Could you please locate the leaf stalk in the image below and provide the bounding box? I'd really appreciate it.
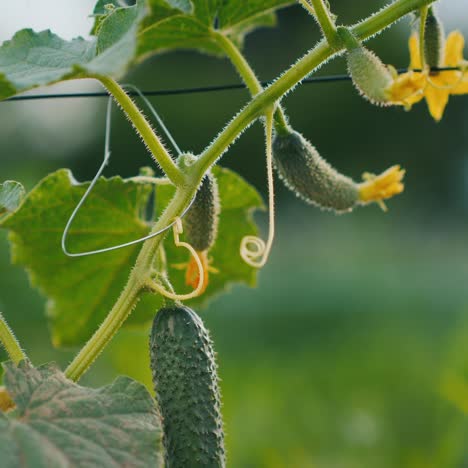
[0,312,26,365]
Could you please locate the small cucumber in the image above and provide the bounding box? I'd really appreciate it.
[338,27,393,105]
[273,129,359,212]
[183,172,220,252]
[424,8,445,69]
[150,306,225,467]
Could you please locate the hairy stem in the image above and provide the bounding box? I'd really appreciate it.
[65,187,193,382]
[0,312,26,365]
[66,0,434,381]
[309,0,340,49]
[298,0,315,16]
[212,32,289,132]
[194,0,435,178]
[98,76,185,186]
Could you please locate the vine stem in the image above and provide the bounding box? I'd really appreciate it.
[309,0,340,49]
[0,312,26,365]
[193,0,436,179]
[298,0,315,17]
[98,76,185,187]
[65,186,193,382]
[65,0,435,382]
[211,32,289,132]
[211,33,279,266]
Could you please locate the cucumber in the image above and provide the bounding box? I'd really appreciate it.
[424,8,445,69]
[183,172,220,252]
[273,129,359,212]
[150,306,225,467]
[338,27,393,105]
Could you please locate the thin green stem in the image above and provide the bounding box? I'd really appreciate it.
[98,76,185,187]
[194,0,435,178]
[212,32,289,132]
[309,0,340,49]
[66,0,434,382]
[65,187,193,382]
[0,313,26,365]
[298,0,315,16]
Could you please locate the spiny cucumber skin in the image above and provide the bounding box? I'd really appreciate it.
[347,46,393,105]
[424,11,445,69]
[150,306,225,468]
[273,130,359,213]
[184,173,220,252]
[337,26,392,105]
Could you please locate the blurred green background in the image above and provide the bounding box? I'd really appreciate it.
[1,1,468,466]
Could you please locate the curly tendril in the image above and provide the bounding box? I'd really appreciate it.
[240,109,276,268]
[148,218,205,300]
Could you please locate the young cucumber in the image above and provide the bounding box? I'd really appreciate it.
[273,129,359,212]
[183,172,220,252]
[150,306,225,468]
[423,8,445,68]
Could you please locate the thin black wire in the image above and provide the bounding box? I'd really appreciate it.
[3,67,461,102]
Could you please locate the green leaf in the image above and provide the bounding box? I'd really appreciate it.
[0,169,159,347]
[137,0,294,57]
[0,1,146,100]
[155,165,264,308]
[0,360,163,467]
[0,0,293,100]
[0,181,25,218]
[0,166,262,345]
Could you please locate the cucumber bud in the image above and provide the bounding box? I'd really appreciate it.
[184,172,220,252]
[272,129,359,213]
[150,306,225,467]
[338,27,393,105]
[424,8,445,69]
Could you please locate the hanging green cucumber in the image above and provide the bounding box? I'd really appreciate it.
[182,171,220,292]
[184,172,219,252]
[423,7,445,69]
[273,128,405,212]
[337,26,395,105]
[150,305,225,468]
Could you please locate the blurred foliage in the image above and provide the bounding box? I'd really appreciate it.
[1,1,468,466]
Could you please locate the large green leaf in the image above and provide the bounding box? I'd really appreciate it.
[0,181,25,219]
[155,165,264,308]
[0,360,163,467]
[0,169,158,347]
[0,166,262,346]
[0,0,294,100]
[137,0,294,57]
[0,1,146,100]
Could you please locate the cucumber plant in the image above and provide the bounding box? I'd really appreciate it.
[0,0,465,466]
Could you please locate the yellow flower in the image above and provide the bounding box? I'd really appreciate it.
[384,66,426,108]
[358,165,405,211]
[176,251,218,295]
[408,31,468,121]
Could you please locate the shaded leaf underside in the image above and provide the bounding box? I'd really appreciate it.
[0,361,163,468]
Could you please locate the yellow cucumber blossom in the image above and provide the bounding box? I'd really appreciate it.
[383,66,426,108]
[185,251,210,294]
[406,31,468,121]
[358,165,405,211]
[339,26,426,108]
